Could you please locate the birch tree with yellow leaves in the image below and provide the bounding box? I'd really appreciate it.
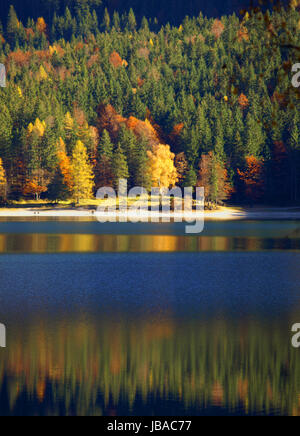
[147,144,178,188]
[71,140,95,204]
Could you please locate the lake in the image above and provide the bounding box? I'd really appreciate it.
[0,219,299,416]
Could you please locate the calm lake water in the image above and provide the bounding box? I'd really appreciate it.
[0,219,299,416]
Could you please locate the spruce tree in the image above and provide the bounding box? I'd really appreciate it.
[6,5,19,47]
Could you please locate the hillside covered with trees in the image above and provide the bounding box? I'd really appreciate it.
[0,1,299,205]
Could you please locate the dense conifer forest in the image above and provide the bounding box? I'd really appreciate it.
[0,1,299,205]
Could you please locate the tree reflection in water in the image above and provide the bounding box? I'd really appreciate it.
[0,316,299,416]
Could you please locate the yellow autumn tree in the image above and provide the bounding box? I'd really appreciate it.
[0,158,7,201]
[64,112,74,139]
[57,138,74,192]
[28,118,46,137]
[36,17,47,34]
[37,65,48,81]
[71,141,94,203]
[147,144,178,188]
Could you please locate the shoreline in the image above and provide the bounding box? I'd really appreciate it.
[0,206,300,220]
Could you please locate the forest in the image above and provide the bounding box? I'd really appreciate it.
[0,1,299,205]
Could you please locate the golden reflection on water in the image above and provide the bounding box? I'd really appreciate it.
[0,316,299,416]
[0,233,299,253]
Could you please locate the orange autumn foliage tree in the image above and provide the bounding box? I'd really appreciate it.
[211,19,225,39]
[238,93,249,110]
[198,152,233,204]
[97,104,161,146]
[97,104,127,140]
[170,123,184,138]
[237,25,249,42]
[25,28,35,39]
[7,49,31,67]
[126,117,160,146]
[147,144,178,188]
[23,178,47,200]
[237,156,265,202]
[109,51,127,68]
[36,17,47,34]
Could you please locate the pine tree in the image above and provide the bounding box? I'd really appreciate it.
[113,11,121,31]
[127,9,137,32]
[102,8,110,31]
[98,129,114,160]
[95,130,114,189]
[6,5,19,47]
[184,167,197,188]
[245,113,265,157]
[130,135,151,190]
[71,140,94,203]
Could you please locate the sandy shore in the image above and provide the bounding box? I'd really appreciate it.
[0,206,300,220]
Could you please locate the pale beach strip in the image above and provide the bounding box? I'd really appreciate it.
[0,207,300,220]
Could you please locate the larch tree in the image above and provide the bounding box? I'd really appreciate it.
[71,140,95,204]
[48,138,74,201]
[36,17,47,34]
[24,118,51,200]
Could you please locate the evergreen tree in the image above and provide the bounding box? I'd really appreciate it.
[184,167,197,188]
[127,8,137,32]
[6,5,19,47]
[112,144,129,190]
[95,129,114,189]
[245,113,265,157]
[102,8,110,31]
